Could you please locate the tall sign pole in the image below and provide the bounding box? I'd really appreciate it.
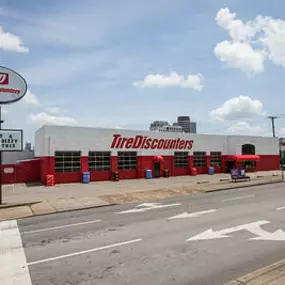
[0,107,3,204]
[0,66,27,204]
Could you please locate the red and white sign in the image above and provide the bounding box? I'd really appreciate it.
[110,134,194,150]
[0,66,27,104]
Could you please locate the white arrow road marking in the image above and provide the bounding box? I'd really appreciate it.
[276,206,285,211]
[116,202,181,214]
[0,220,32,285]
[187,220,285,241]
[168,209,217,220]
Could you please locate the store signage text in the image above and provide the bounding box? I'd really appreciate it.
[110,134,194,150]
[0,66,28,104]
[0,129,22,151]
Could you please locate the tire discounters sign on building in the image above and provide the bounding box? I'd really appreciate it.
[0,66,28,104]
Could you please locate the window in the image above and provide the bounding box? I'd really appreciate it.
[193,151,206,167]
[210,152,222,167]
[55,151,81,173]
[118,151,137,170]
[242,144,255,155]
[88,151,111,171]
[244,160,256,169]
[174,152,188,168]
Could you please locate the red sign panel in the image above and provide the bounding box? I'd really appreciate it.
[110,134,194,150]
[0,73,9,85]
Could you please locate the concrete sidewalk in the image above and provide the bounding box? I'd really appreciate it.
[0,170,283,221]
[226,259,285,284]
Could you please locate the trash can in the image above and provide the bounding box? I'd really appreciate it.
[208,167,214,175]
[82,172,90,184]
[113,171,119,181]
[46,174,54,186]
[163,169,170,178]
[145,169,152,179]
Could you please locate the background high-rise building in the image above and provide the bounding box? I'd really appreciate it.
[149,116,197,133]
[177,116,191,133]
[25,142,32,151]
[190,122,197,134]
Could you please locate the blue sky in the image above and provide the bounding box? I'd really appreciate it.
[1,0,285,143]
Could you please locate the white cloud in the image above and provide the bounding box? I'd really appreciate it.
[216,8,258,41]
[227,121,265,135]
[279,128,285,137]
[257,16,285,66]
[0,26,29,52]
[215,8,285,72]
[210,96,266,121]
[44,106,62,114]
[133,72,203,91]
[29,112,77,125]
[214,41,266,73]
[23,90,40,105]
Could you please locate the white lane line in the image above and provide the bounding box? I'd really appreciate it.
[0,220,32,285]
[222,194,255,202]
[22,219,102,234]
[27,238,142,266]
[276,206,285,211]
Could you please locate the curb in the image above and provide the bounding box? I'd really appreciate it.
[0,203,118,222]
[205,179,284,193]
[225,259,285,284]
[0,201,41,209]
[24,203,119,220]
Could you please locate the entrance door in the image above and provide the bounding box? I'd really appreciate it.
[227,161,235,173]
[154,162,161,178]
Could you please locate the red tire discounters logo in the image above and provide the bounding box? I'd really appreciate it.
[110,134,194,150]
[0,73,9,85]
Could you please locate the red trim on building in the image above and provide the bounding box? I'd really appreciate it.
[0,154,280,185]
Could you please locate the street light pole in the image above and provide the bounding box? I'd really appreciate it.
[268,116,278,137]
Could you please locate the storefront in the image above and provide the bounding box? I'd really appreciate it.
[33,125,280,185]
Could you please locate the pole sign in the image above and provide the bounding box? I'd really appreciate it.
[0,66,27,204]
[0,66,28,104]
[0,129,23,151]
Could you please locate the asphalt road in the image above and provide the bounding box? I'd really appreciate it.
[3,182,285,285]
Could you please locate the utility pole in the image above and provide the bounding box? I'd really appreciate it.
[0,107,3,204]
[268,116,278,137]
